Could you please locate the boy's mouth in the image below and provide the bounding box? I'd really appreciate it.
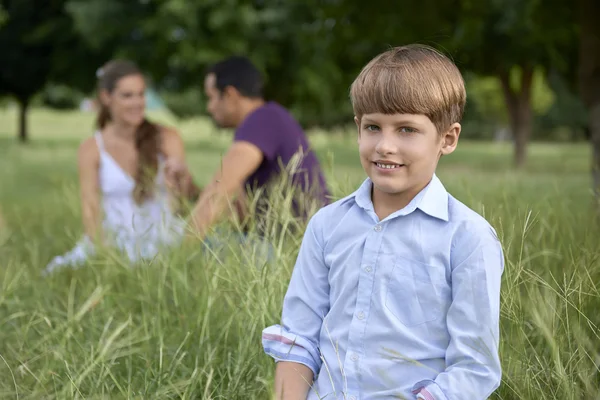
[373,161,404,169]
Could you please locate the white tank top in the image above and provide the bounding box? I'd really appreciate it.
[94,131,184,259]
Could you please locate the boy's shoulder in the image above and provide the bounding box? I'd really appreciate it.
[312,186,362,218]
[306,186,363,235]
[446,192,501,244]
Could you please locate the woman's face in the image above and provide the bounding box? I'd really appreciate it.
[101,74,147,127]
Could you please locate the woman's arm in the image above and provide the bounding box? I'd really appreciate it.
[160,127,202,202]
[78,137,102,242]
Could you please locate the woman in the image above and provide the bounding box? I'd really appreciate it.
[44,60,198,274]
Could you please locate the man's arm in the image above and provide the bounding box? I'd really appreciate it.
[188,141,263,239]
[262,213,330,400]
[412,223,504,400]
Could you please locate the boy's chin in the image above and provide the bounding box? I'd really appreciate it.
[370,181,410,196]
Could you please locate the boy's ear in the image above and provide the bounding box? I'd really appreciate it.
[440,122,461,156]
[354,116,361,140]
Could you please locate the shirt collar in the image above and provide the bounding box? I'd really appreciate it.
[351,174,449,222]
[417,174,449,221]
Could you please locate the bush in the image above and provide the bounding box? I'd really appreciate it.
[41,84,85,110]
[161,88,206,119]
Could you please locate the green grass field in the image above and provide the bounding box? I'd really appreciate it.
[0,107,599,399]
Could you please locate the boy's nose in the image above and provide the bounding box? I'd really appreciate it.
[375,137,397,155]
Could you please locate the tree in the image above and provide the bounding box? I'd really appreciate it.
[65,0,162,78]
[453,0,577,167]
[0,0,71,141]
[0,0,114,142]
[273,0,462,127]
[65,0,351,126]
[578,0,600,211]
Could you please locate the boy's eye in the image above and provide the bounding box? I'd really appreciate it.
[400,127,417,133]
[364,124,379,132]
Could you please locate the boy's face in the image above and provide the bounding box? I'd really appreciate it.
[356,113,460,204]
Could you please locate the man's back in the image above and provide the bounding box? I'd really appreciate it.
[234,101,330,215]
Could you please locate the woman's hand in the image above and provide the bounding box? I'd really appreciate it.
[164,158,189,193]
[164,158,202,208]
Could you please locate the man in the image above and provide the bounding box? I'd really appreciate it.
[168,56,330,240]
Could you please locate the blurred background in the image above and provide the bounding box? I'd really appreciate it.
[1,1,600,399]
[0,0,597,153]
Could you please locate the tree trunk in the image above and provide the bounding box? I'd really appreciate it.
[498,66,534,168]
[17,98,29,143]
[591,105,600,211]
[578,0,600,212]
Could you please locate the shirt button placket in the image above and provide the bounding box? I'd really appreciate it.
[345,221,384,397]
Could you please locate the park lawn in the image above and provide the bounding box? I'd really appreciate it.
[0,107,598,399]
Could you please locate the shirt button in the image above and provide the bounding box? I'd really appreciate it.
[351,353,359,361]
[365,265,372,273]
[357,311,365,320]
[374,224,382,232]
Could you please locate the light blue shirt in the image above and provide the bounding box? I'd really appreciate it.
[262,175,504,400]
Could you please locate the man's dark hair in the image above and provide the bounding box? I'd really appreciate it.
[206,56,264,98]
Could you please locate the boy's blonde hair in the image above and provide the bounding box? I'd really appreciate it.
[350,44,466,134]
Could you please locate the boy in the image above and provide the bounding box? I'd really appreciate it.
[261,44,504,400]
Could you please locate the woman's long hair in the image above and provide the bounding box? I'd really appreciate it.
[96,60,160,205]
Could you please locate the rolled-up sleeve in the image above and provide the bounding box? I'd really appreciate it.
[262,211,330,377]
[412,222,504,399]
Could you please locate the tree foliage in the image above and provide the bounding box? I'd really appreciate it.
[0,0,107,141]
[0,0,587,160]
[450,0,578,166]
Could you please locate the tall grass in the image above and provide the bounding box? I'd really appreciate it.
[0,108,599,399]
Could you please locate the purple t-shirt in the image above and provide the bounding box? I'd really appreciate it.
[234,101,330,216]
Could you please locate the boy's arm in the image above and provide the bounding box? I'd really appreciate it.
[262,212,330,399]
[412,223,504,400]
[273,362,314,400]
